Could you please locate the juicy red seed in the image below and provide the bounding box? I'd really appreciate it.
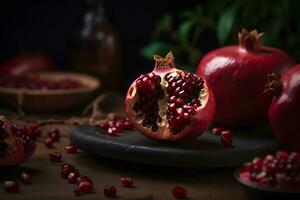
[44,137,54,148]
[104,185,117,197]
[78,181,93,193]
[212,127,226,135]
[121,177,134,187]
[61,167,74,179]
[77,176,93,185]
[276,151,289,160]
[221,130,233,147]
[68,171,80,184]
[49,152,62,162]
[65,144,78,154]
[4,181,19,193]
[48,128,60,142]
[172,186,187,199]
[62,163,75,170]
[20,172,31,184]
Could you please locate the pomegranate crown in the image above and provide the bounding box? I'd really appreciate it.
[153,51,175,68]
[264,72,283,96]
[238,29,264,51]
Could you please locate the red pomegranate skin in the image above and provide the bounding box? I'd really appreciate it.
[126,52,216,141]
[0,53,54,77]
[268,65,300,151]
[196,29,294,126]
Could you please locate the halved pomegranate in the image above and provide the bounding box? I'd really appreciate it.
[0,117,36,166]
[126,52,215,141]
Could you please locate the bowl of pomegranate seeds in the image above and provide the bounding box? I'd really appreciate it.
[235,151,300,195]
[0,71,100,112]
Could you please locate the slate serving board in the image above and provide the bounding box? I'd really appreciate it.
[70,125,278,169]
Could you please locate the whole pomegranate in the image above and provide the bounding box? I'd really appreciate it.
[196,29,294,126]
[0,53,54,77]
[266,65,300,151]
[0,117,36,166]
[126,52,215,141]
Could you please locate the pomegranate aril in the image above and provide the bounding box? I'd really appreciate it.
[21,172,31,184]
[65,144,78,154]
[68,171,80,184]
[44,137,54,148]
[212,127,226,135]
[221,130,233,147]
[78,181,93,193]
[104,185,117,197]
[48,128,60,142]
[77,176,93,185]
[121,177,134,187]
[4,181,19,193]
[49,151,62,162]
[172,186,187,199]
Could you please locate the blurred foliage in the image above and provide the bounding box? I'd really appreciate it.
[141,0,300,71]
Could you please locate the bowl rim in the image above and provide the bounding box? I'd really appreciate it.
[234,167,300,194]
[0,71,101,96]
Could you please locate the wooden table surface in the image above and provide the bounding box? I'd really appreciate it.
[0,111,280,200]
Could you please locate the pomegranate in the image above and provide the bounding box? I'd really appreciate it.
[0,118,36,166]
[266,65,300,151]
[126,52,215,141]
[196,29,294,126]
[0,53,54,77]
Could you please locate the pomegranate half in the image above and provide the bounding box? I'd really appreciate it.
[126,52,215,141]
[196,29,294,126]
[266,65,300,151]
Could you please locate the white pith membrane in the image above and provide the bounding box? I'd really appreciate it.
[130,70,206,138]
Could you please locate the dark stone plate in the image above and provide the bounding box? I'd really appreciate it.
[70,125,278,169]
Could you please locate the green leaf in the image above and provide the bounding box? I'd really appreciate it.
[192,26,204,45]
[178,20,197,44]
[140,42,172,59]
[217,4,239,45]
[153,14,172,38]
[180,10,195,19]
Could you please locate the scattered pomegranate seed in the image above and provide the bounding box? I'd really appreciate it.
[61,166,75,179]
[104,185,117,197]
[78,181,93,193]
[65,144,78,154]
[48,129,60,142]
[239,151,300,187]
[44,137,54,148]
[172,186,187,199]
[220,130,233,147]
[62,163,75,170]
[77,176,93,185]
[212,127,226,135]
[49,152,62,162]
[121,177,134,187]
[68,171,80,184]
[99,116,133,137]
[20,172,31,184]
[4,181,20,193]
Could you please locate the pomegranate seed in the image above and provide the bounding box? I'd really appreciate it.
[20,172,31,184]
[44,137,54,148]
[172,186,187,199]
[68,171,80,184]
[4,181,19,193]
[78,181,93,193]
[77,176,93,185]
[212,127,226,135]
[62,163,75,170]
[49,151,62,162]
[221,130,233,147]
[48,129,60,142]
[104,185,117,197]
[61,165,76,178]
[65,144,78,154]
[121,177,134,187]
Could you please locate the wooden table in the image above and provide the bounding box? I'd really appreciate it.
[0,112,263,200]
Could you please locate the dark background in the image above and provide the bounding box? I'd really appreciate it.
[0,0,200,92]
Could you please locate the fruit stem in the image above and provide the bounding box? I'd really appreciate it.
[238,29,264,51]
[153,52,175,69]
[264,72,283,97]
